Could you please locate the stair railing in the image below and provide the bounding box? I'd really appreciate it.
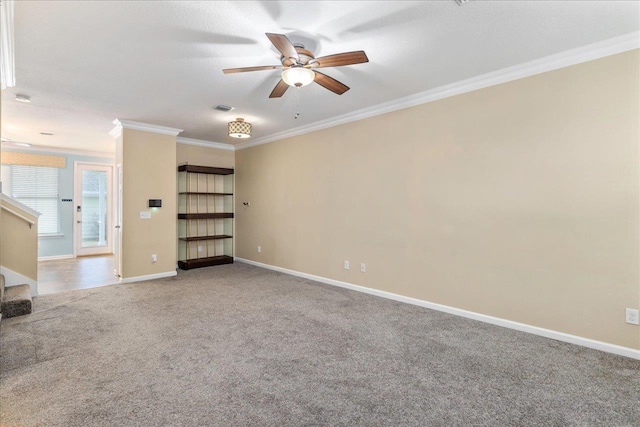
[1,204,36,228]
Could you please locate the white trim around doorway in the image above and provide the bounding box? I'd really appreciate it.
[73,161,115,257]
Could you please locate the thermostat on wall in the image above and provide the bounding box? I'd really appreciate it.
[148,199,162,208]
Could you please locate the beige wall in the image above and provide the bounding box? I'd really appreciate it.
[177,143,234,169]
[0,199,38,281]
[236,50,640,350]
[0,87,3,270]
[121,128,177,279]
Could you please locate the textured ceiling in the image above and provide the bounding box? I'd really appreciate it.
[1,1,638,153]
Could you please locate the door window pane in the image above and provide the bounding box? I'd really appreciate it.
[81,170,108,248]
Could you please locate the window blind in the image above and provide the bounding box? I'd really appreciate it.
[10,165,60,234]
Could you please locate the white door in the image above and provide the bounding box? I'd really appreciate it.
[74,162,113,256]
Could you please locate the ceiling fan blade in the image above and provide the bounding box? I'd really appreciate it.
[309,51,368,68]
[313,71,350,95]
[269,79,289,98]
[223,65,282,74]
[266,33,299,63]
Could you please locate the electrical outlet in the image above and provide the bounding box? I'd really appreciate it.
[626,308,639,325]
[151,254,157,263]
[139,211,151,219]
[344,260,350,270]
[361,263,366,273]
[257,246,261,253]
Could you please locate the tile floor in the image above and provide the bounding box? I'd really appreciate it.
[37,255,119,295]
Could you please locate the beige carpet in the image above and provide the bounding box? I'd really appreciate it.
[1,262,639,426]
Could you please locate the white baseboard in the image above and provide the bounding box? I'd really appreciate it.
[235,257,640,360]
[0,266,38,297]
[121,270,177,284]
[38,254,74,261]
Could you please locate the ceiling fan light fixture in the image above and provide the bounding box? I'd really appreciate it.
[228,118,252,139]
[281,67,315,88]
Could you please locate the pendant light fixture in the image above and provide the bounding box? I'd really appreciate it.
[228,118,252,139]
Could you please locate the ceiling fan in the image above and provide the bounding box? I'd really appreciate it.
[223,33,368,98]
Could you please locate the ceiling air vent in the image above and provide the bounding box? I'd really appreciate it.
[213,105,234,112]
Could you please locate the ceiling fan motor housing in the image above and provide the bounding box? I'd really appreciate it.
[282,44,315,66]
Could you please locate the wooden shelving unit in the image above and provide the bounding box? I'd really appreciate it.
[179,192,234,196]
[177,164,234,270]
[178,213,234,220]
[179,235,232,242]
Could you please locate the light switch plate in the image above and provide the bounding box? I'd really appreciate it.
[140,211,151,219]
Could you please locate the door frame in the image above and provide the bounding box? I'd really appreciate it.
[114,163,122,278]
[73,161,114,257]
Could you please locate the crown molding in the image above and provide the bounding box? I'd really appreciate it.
[2,144,115,158]
[236,31,640,150]
[176,136,235,151]
[111,119,183,137]
[108,123,122,138]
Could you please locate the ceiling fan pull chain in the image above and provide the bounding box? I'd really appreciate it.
[294,86,301,119]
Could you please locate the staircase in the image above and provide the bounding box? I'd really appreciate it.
[0,194,39,319]
[0,274,32,319]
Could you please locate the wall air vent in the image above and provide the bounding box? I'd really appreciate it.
[213,105,234,112]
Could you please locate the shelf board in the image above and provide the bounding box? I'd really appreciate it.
[178,213,234,219]
[179,192,233,196]
[178,255,234,270]
[178,165,234,175]
[179,235,232,241]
